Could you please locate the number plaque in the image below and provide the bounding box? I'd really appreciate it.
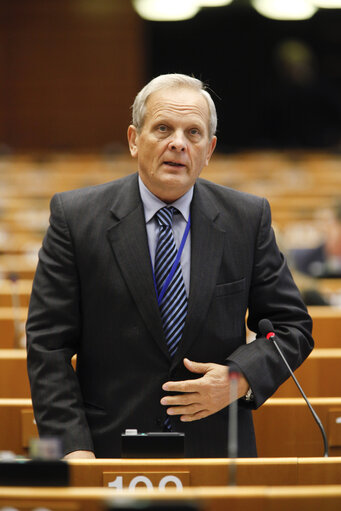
[103,471,190,490]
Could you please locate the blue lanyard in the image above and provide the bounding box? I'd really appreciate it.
[152,213,191,307]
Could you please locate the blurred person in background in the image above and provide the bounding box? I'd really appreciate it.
[290,200,341,279]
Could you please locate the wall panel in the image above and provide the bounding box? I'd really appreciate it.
[0,0,145,150]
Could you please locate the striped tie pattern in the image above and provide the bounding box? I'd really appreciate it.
[154,207,188,358]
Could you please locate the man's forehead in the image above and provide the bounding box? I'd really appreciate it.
[145,87,210,121]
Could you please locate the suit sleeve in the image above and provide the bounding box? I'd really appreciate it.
[226,198,314,409]
[26,193,94,456]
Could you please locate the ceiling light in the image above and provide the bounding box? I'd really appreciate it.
[311,0,341,7]
[252,0,317,20]
[132,0,199,21]
[198,0,233,6]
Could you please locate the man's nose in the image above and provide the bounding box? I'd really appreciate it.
[169,131,186,152]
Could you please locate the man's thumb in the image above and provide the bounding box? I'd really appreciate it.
[183,358,210,374]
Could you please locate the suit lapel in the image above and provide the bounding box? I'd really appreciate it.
[106,175,170,360]
[172,181,226,368]
[106,175,227,366]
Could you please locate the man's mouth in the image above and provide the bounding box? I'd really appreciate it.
[164,161,185,167]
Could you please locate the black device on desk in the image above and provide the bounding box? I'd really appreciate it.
[0,459,69,486]
[121,430,185,458]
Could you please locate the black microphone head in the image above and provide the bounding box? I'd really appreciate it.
[258,319,274,337]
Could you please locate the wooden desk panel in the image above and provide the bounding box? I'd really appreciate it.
[68,457,341,487]
[273,349,341,397]
[69,458,297,487]
[0,398,33,455]
[0,350,30,398]
[1,485,341,511]
[0,279,32,307]
[0,255,37,280]
[0,308,28,349]
[253,397,341,457]
[309,306,341,348]
[298,457,341,485]
[2,398,341,458]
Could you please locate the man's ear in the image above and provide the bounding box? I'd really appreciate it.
[205,136,217,166]
[127,125,139,158]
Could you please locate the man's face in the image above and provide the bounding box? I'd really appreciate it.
[128,87,217,203]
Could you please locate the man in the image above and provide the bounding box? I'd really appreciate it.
[26,74,313,459]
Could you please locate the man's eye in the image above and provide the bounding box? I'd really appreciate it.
[158,125,168,132]
[189,128,200,136]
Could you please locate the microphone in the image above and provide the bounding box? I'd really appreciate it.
[258,319,328,457]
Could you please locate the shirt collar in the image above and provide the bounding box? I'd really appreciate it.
[138,176,193,223]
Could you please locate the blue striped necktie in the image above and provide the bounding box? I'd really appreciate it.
[154,207,188,357]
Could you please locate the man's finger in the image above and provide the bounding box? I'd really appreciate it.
[162,379,200,392]
[180,409,210,422]
[166,403,203,416]
[160,393,198,406]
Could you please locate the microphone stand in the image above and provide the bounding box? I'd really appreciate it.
[271,335,329,457]
[259,318,329,457]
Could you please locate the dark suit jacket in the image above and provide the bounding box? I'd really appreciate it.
[26,174,313,458]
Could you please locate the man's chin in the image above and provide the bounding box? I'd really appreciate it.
[153,176,191,202]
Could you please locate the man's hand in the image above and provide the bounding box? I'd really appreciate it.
[160,358,249,422]
[63,450,95,460]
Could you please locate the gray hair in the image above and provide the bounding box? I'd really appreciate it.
[131,73,217,139]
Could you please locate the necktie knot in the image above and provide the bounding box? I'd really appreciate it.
[156,207,175,228]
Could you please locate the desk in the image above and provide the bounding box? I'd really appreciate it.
[2,398,341,457]
[68,457,341,487]
[1,485,341,511]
